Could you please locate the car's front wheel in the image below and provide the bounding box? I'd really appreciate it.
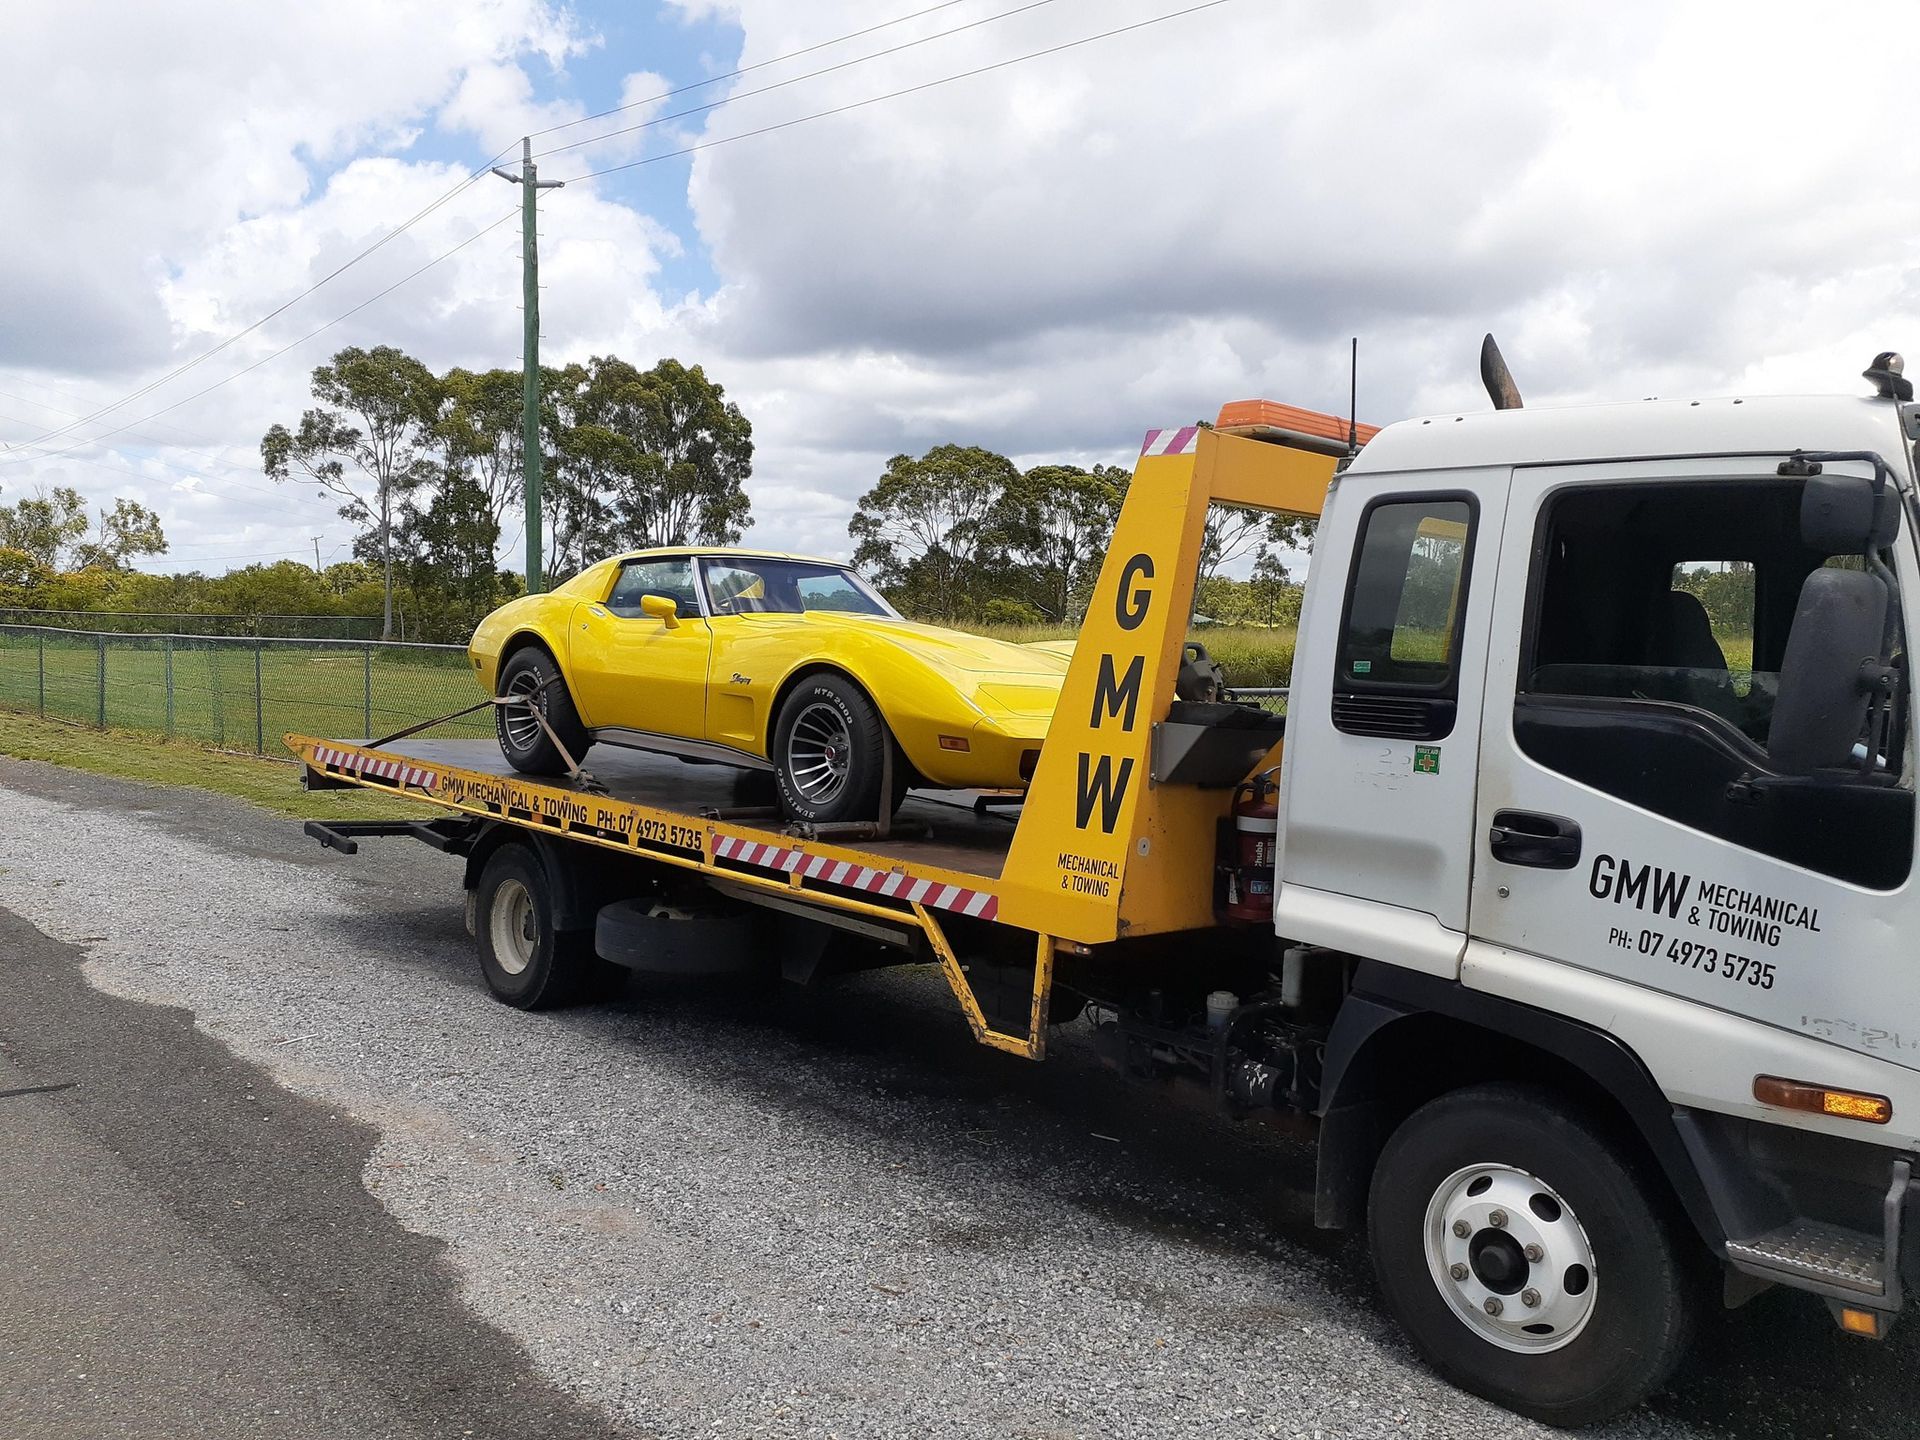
[772,674,898,825]
[495,647,591,777]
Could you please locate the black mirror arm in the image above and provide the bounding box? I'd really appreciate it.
[1784,445,1904,641]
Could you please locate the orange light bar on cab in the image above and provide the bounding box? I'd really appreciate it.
[1213,399,1382,451]
[1753,1074,1892,1125]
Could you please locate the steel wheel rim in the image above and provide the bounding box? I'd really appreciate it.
[488,878,538,976]
[1422,1162,1597,1353]
[501,669,544,750]
[786,701,852,804]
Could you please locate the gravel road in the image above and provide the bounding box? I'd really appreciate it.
[0,754,1911,1439]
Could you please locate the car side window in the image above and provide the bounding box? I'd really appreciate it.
[794,573,870,612]
[606,559,698,618]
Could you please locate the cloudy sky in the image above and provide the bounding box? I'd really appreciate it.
[1,0,1913,579]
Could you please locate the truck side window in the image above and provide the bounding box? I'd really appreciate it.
[1332,495,1476,741]
[1516,479,1913,889]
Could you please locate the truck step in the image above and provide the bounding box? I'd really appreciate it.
[1727,1221,1887,1296]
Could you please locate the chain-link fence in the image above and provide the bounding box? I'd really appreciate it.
[0,608,383,640]
[0,624,493,759]
[1230,686,1288,718]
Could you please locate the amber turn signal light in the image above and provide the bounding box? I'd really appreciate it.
[938,735,970,752]
[1838,1306,1887,1338]
[1753,1074,1892,1125]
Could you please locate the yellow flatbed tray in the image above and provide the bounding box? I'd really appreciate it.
[291,734,1017,920]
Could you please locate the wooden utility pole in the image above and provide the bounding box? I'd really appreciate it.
[493,138,564,593]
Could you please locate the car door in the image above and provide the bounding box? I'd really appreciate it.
[567,556,712,739]
[1468,459,1920,1071]
[1275,468,1511,978]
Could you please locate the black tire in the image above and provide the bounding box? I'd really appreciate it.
[495,647,591,777]
[1367,1082,1695,1428]
[771,673,895,825]
[473,845,610,1009]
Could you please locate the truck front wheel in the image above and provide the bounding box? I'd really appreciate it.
[473,845,608,1009]
[1367,1082,1695,1427]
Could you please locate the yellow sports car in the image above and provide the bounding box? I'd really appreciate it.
[467,548,1068,824]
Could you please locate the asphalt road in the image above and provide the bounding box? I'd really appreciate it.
[0,753,1914,1439]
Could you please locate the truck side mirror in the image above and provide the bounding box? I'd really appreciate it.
[1768,567,1888,773]
[640,594,680,627]
[1801,472,1899,552]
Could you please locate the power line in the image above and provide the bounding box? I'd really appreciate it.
[17,210,518,466]
[0,390,332,506]
[149,543,344,567]
[527,0,978,142]
[559,0,1237,185]
[7,0,1236,559]
[529,0,1063,165]
[0,416,328,522]
[5,140,521,455]
[9,2,1006,458]
[0,380,261,478]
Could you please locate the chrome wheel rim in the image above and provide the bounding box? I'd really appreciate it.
[786,701,852,804]
[500,669,544,751]
[1422,1163,1597,1353]
[488,878,538,976]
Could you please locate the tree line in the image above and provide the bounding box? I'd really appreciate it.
[262,345,753,639]
[2,342,1317,644]
[847,441,1311,625]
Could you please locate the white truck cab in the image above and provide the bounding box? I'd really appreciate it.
[1276,374,1918,1420]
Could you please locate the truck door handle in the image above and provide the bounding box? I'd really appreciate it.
[1488,810,1582,869]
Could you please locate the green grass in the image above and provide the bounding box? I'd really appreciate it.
[0,633,490,759]
[0,709,433,818]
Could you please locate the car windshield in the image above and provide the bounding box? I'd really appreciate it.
[699,557,896,617]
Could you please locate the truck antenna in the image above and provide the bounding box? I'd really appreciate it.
[1347,337,1359,454]
[1480,333,1524,410]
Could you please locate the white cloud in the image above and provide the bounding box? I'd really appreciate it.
[11,0,1920,580]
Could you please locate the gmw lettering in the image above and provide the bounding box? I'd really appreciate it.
[1074,551,1153,837]
[1589,852,1692,919]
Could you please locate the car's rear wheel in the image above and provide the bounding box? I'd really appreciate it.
[496,647,591,777]
[773,674,897,825]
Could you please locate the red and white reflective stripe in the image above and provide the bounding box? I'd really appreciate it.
[1140,425,1199,457]
[312,745,440,791]
[710,833,998,921]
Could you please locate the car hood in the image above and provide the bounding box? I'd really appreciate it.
[750,611,1069,716]
[860,615,1069,671]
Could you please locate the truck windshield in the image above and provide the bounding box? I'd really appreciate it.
[700,557,897,617]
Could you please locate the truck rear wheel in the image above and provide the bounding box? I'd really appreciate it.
[473,845,609,1009]
[1367,1082,1695,1427]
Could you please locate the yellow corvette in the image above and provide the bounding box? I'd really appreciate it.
[467,548,1068,824]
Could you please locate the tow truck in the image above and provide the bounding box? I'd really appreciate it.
[297,343,1920,1426]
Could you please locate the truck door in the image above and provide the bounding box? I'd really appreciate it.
[1276,467,1511,976]
[1469,460,1920,1067]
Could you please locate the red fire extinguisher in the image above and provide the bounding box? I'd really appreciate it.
[1223,768,1279,924]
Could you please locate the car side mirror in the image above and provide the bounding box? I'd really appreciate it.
[1769,566,1889,773]
[640,594,680,627]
